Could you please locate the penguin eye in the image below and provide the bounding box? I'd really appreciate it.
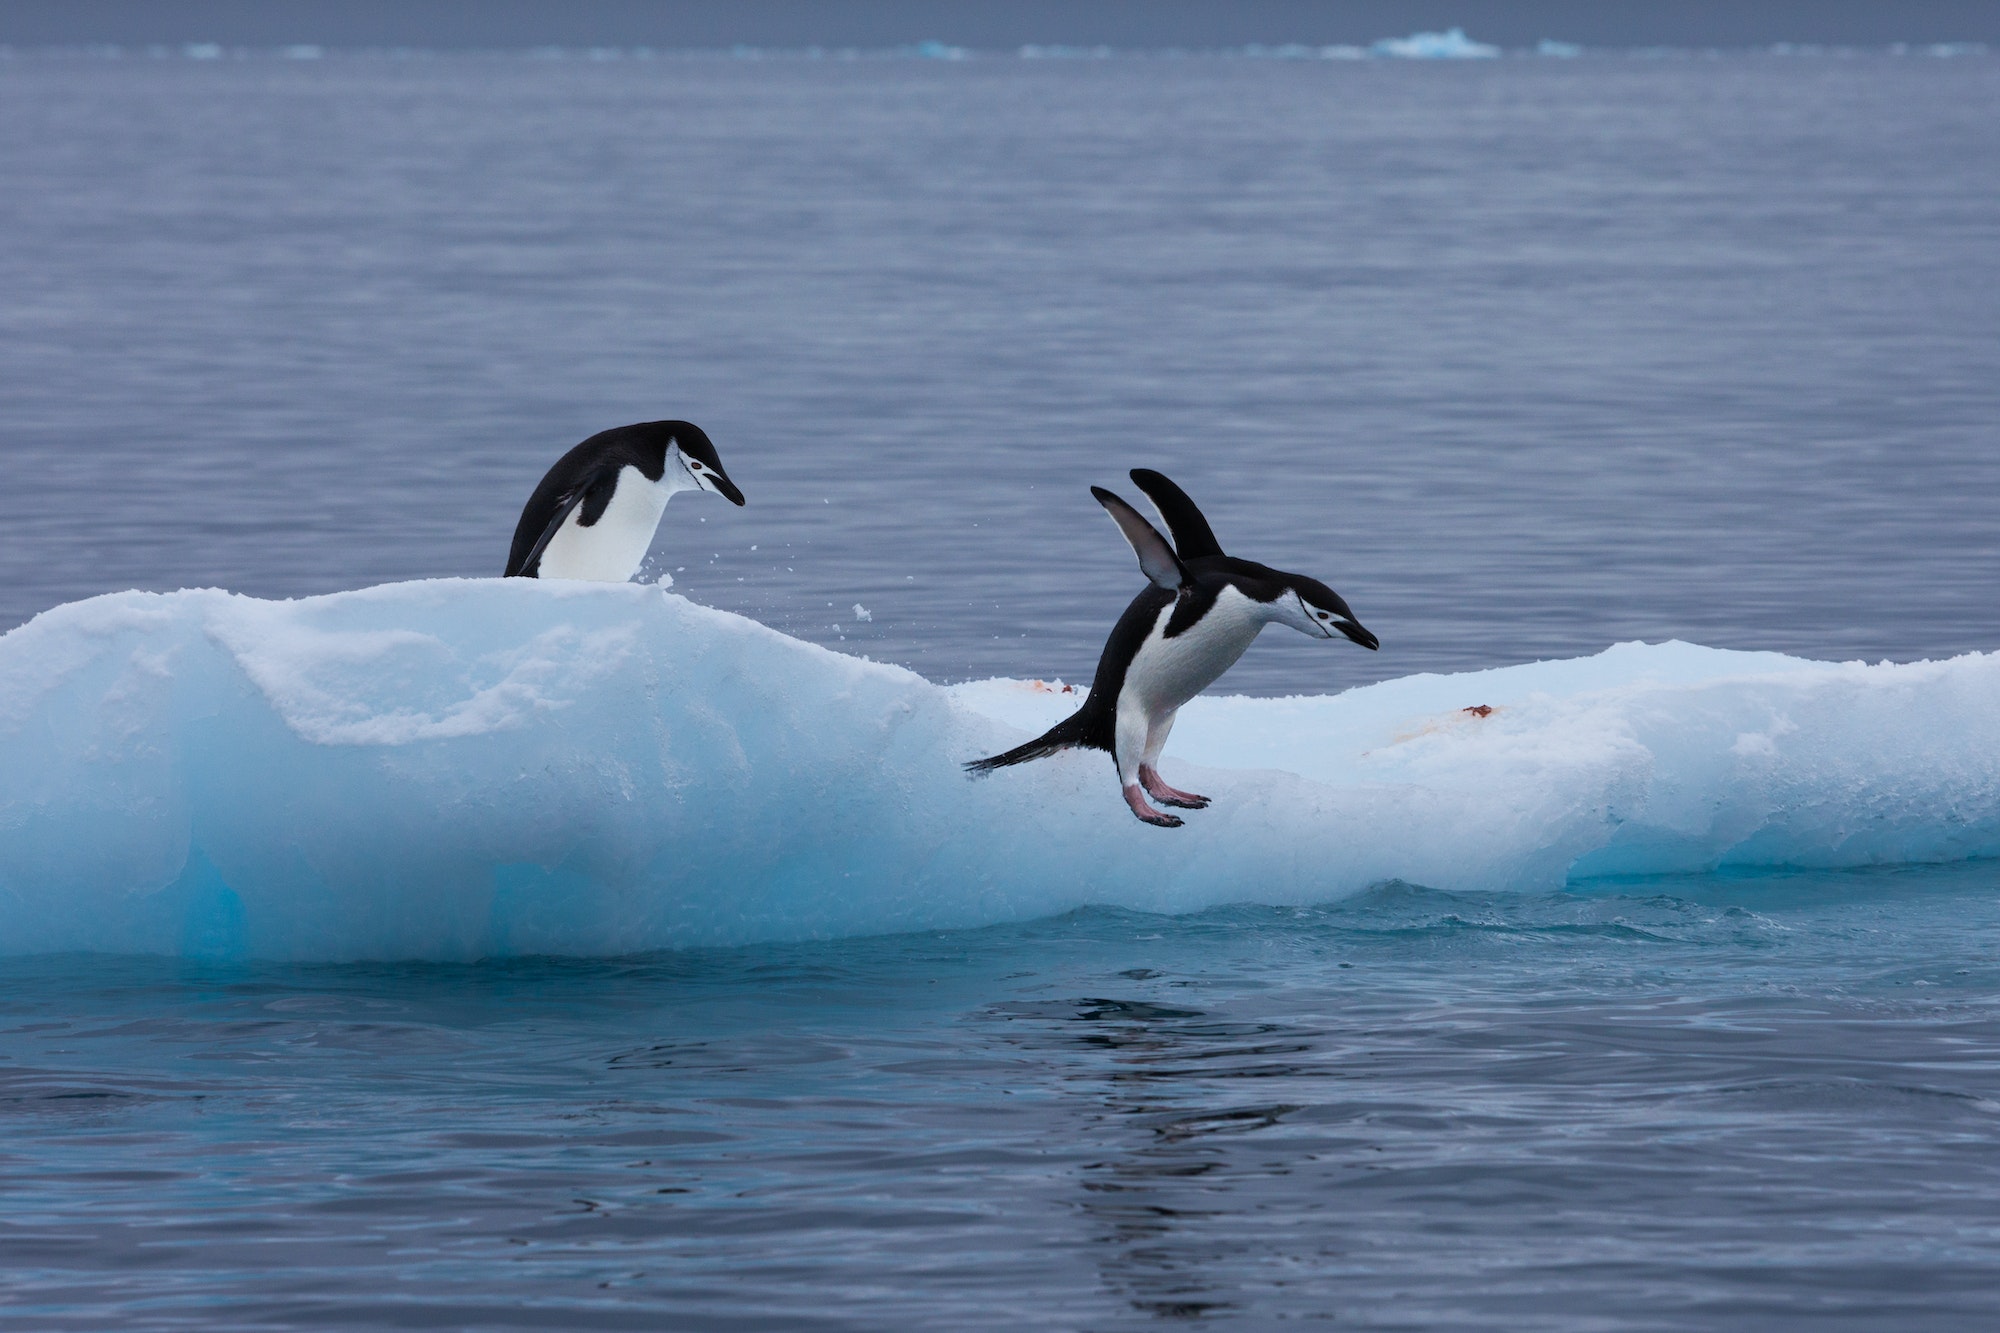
[1316,610,1330,620]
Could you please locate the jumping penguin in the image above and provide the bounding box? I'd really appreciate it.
[966,470,1378,827]
[505,420,744,581]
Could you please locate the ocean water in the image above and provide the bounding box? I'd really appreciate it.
[3,49,2000,1329]
[3,51,1998,686]
[9,875,2000,1330]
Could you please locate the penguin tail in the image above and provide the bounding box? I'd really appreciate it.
[964,715,1091,776]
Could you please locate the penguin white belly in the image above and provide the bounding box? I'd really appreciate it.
[1122,587,1266,720]
[537,466,672,582]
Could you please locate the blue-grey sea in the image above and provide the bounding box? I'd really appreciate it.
[3,49,2000,1329]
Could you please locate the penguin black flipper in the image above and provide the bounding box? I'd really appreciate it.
[969,491,1183,776]
[504,467,618,578]
[1091,487,1187,590]
[1129,469,1225,561]
[964,579,1175,776]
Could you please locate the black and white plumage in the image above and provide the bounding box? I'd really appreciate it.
[967,470,1378,827]
[505,421,744,581]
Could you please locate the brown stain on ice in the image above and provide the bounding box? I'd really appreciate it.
[1367,704,1502,754]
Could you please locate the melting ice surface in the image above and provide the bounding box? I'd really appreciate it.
[3,579,1996,962]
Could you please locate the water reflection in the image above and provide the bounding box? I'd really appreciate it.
[989,990,1334,1319]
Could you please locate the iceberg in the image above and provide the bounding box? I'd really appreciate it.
[2,580,1997,962]
[1371,28,1501,60]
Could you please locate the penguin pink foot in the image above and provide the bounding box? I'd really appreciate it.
[1139,764,1209,810]
[1123,784,1184,828]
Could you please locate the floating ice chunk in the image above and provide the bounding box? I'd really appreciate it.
[1,581,1997,961]
[853,604,872,622]
[1372,28,1500,59]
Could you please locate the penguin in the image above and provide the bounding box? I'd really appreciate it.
[966,470,1378,827]
[505,420,744,581]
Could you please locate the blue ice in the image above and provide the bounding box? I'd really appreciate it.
[1,580,1996,961]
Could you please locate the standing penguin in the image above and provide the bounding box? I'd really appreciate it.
[966,470,1378,827]
[505,420,744,581]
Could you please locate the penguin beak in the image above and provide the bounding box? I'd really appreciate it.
[684,457,746,506]
[1338,619,1379,650]
[706,468,746,507]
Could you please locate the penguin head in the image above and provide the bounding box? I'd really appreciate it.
[657,422,745,506]
[1269,576,1378,649]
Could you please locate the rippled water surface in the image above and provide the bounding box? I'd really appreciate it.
[5,51,2000,1329]
[8,870,2000,1330]
[2,53,1997,688]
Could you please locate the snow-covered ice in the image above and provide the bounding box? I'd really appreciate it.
[2,580,1996,961]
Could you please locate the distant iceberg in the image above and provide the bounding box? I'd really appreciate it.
[2,581,1997,961]
[1372,28,1500,60]
[1536,39,1584,59]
